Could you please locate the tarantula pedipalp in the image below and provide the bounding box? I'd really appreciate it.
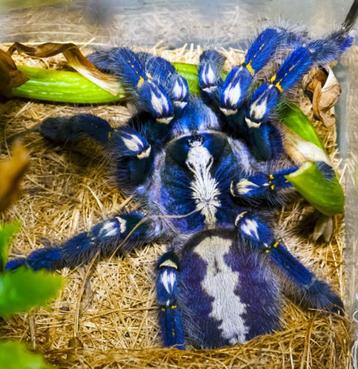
[6,18,355,349]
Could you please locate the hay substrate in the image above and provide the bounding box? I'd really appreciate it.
[0,46,352,369]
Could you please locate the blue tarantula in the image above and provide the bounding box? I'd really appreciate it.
[6,6,357,349]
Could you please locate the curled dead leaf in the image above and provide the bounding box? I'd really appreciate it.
[0,143,29,212]
[303,66,341,127]
[8,42,121,95]
[0,49,28,96]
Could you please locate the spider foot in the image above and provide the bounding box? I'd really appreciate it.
[300,279,344,314]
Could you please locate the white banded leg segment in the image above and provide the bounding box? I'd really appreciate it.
[156,252,185,349]
[139,80,174,123]
[219,65,252,115]
[230,174,269,199]
[171,75,189,109]
[112,127,151,159]
[198,50,226,100]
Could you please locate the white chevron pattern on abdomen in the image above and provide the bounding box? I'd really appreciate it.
[193,235,249,344]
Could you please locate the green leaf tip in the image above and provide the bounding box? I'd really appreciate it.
[286,161,344,216]
[278,102,324,150]
[0,341,51,369]
[0,268,64,317]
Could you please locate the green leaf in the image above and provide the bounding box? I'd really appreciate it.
[12,66,124,104]
[0,223,20,272]
[286,162,344,216]
[174,62,200,94]
[0,341,51,369]
[277,102,324,149]
[0,268,63,317]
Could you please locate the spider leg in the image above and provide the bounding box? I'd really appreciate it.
[219,27,283,115]
[243,31,352,160]
[40,113,113,147]
[90,48,189,122]
[198,49,226,102]
[235,211,343,313]
[156,251,185,349]
[230,166,298,206]
[40,112,156,189]
[6,211,162,271]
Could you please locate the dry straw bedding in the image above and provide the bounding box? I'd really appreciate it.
[0,47,352,369]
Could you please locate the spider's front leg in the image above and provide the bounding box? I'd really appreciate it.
[40,112,157,189]
[6,211,162,271]
[235,211,343,313]
[244,29,353,160]
[198,28,284,114]
[89,48,189,122]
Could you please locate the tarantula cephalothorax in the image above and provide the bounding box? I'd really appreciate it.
[5,13,356,349]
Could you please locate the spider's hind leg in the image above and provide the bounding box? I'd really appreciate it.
[6,211,162,271]
[235,211,343,313]
[156,251,185,349]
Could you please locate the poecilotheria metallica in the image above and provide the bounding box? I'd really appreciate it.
[6,3,358,349]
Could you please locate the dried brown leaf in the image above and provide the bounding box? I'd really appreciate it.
[0,143,29,212]
[8,42,121,95]
[303,66,341,127]
[0,49,28,95]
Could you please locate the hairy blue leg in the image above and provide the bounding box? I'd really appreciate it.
[235,212,343,313]
[107,48,174,122]
[89,49,189,111]
[40,113,155,189]
[245,30,353,128]
[90,48,191,121]
[231,165,298,206]
[241,28,353,160]
[112,126,151,159]
[156,251,185,349]
[248,122,283,161]
[219,28,282,115]
[137,52,189,110]
[198,50,226,102]
[40,113,113,146]
[6,211,161,271]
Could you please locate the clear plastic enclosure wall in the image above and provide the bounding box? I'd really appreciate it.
[0,0,357,320]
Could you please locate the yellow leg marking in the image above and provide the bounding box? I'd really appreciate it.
[245,62,255,76]
[274,82,284,94]
[137,76,145,88]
